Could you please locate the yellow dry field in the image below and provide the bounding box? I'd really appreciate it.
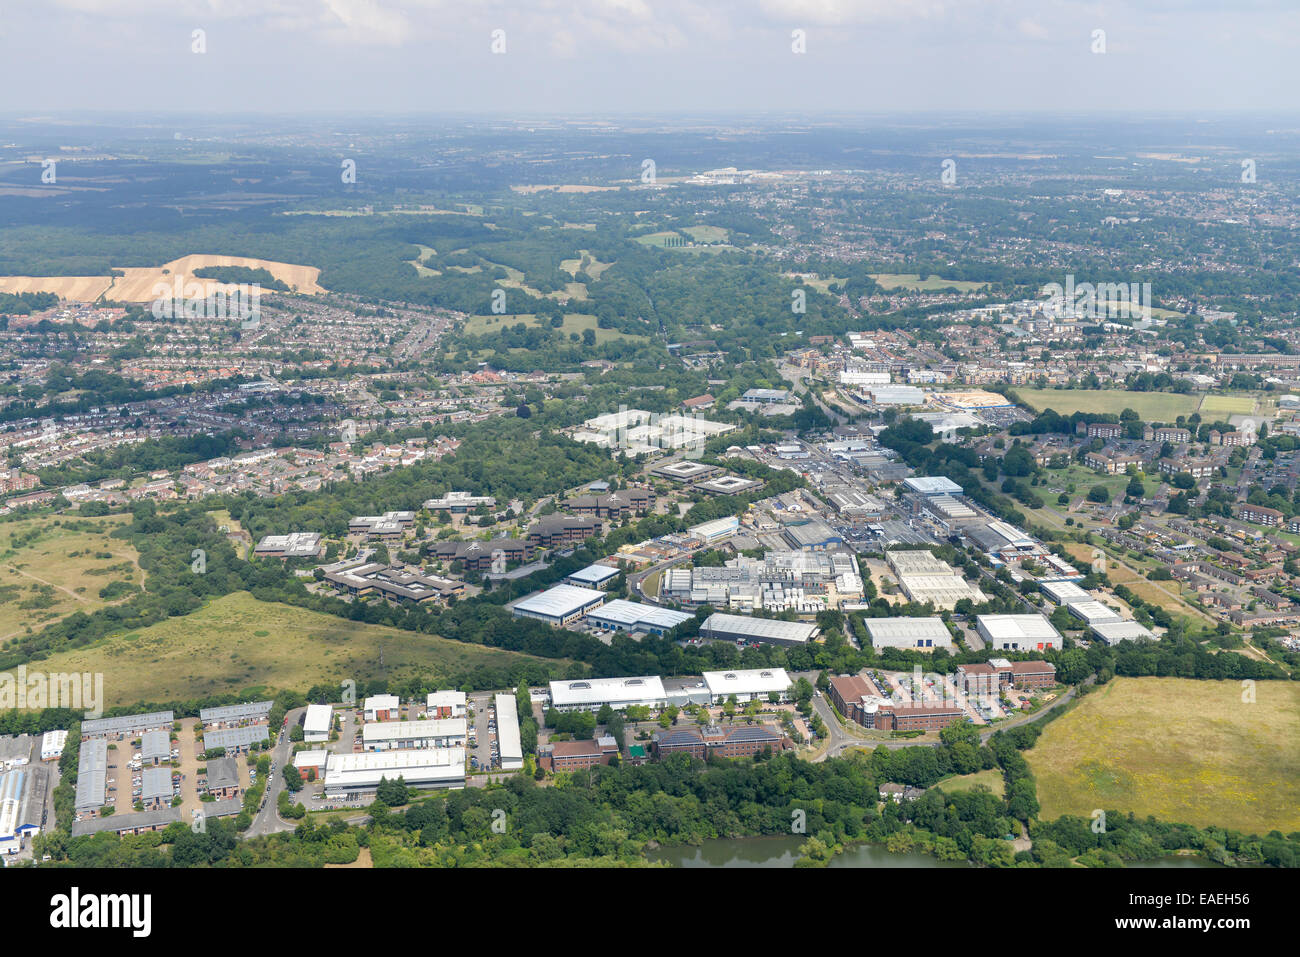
[0,275,114,299]
[1029,677,1300,833]
[0,254,325,303]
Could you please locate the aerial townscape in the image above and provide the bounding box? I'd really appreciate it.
[0,1,1291,937]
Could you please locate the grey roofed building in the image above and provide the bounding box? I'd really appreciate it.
[69,798,245,837]
[205,756,240,792]
[72,807,180,837]
[200,701,273,725]
[81,710,174,738]
[781,519,843,550]
[140,766,173,803]
[0,763,48,839]
[862,616,954,650]
[203,724,270,752]
[75,739,108,812]
[1089,620,1158,645]
[698,612,820,647]
[141,729,171,763]
[0,734,32,768]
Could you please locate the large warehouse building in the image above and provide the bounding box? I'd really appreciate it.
[586,599,693,636]
[494,693,524,771]
[0,764,48,855]
[863,616,954,651]
[362,719,467,752]
[74,738,108,815]
[701,668,792,704]
[549,676,668,713]
[1090,620,1157,645]
[81,711,174,740]
[975,614,1063,652]
[699,613,820,647]
[511,584,606,627]
[323,749,465,796]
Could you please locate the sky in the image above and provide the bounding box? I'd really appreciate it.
[0,0,1297,115]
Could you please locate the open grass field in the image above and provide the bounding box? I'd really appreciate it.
[0,253,325,302]
[405,244,440,277]
[462,311,642,345]
[28,591,564,707]
[560,251,614,280]
[935,768,1005,797]
[870,273,988,292]
[0,514,141,641]
[1199,394,1258,417]
[1015,388,1200,420]
[632,230,684,246]
[1026,677,1300,833]
[681,225,729,243]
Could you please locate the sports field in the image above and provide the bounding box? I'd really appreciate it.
[1015,388,1200,420]
[1026,677,1300,833]
[1198,394,1257,417]
[29,591,565,707]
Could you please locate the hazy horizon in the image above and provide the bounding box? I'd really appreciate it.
[2,1,1296,115]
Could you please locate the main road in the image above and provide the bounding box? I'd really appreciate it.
[245,705,305,838]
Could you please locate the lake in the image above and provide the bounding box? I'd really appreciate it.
[643,836,1225,868]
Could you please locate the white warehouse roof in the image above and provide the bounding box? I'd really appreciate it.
[303,704,333,736]
[1090,620,1157,645]
[1067,600,1123,625]
[324,748,464,791]
[699,613,820,645]
[513,584,606,620]
[568,564,621,586]
[863,616,954,648]
[976,614,1061,642]
[702,668,792,699]
[588,600,693,631]
[903,476,963,496]
[362,719,466,744]
[494,693,523,768]
[549,676,667,710]
[1040,580,1091,605]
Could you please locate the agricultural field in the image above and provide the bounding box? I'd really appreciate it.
[1027,677,1300,833]
[1014,388,1200,420]
[869,273,988,292]
[1198,393,1258,417]
[29,591,565,707]
[0,514,141,641]
[0,253,325,302]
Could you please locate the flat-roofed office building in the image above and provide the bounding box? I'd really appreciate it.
[548,676,668,713]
